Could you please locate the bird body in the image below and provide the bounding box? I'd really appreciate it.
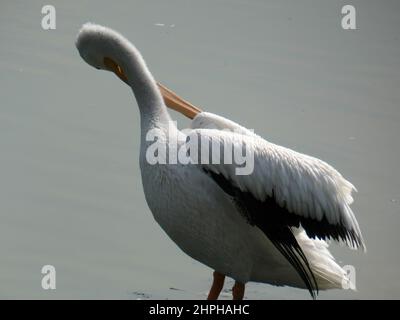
[139,115,355,290]
[76,23,365,299]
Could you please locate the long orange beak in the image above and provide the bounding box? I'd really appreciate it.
[157,82,202,119]
[103,57,202,119]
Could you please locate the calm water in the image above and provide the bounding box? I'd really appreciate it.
[1,0,400,299]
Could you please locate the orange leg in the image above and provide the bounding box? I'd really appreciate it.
[207,271,225,300]
[232,281,245,300]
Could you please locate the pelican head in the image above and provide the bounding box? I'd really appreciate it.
[76,23,202,119]
[75,23,133,84]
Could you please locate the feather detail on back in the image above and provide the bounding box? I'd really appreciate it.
[187,113,365,251]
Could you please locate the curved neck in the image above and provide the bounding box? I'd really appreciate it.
[109,39,172,129]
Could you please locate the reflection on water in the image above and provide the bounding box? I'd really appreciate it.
[1,0,400,299]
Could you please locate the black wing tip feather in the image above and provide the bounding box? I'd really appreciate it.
[204,168,365,250]
[270,238,319,299]
[203,169,319,298]
[301,216,366,252]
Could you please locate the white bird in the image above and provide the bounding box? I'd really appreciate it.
[76,23,365,300]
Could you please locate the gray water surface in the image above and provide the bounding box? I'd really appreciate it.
[1,0,400,299]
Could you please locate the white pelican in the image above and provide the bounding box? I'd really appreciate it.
[76,23,365,300]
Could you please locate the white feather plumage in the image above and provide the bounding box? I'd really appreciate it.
[76,23,364,298]
[190,112,365,251]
